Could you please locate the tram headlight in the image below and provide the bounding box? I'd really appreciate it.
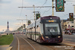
[58,36,61,38]
[45,36,49,38]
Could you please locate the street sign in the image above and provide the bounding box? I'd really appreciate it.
[56,0,64,12]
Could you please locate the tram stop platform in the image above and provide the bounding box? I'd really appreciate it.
[0,45,12,50]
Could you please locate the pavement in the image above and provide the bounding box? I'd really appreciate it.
[0,33,7,36]
[63,40,75,47]
[0,45,12,50]
[63,34,75,48]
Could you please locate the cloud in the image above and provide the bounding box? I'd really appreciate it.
[66,0,75,2]
[0,15,19,20]
[0,26,6,31]
[0,24,16,31]
[0,0,75,32]
[0,0,12,3]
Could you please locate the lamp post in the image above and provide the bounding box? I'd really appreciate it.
[52,0,54,16]
[33,5,36,41]
[73,5,75,17]
[25,15,28,28]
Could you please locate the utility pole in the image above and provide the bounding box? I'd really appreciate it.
[73,5,75,17]
[52,0,54,16]
[33,5,36,40]
[17,19,26,33]
[33,5,36,21]
[25,15,28,28]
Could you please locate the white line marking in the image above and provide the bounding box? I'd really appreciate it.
[20,36,36,50]
[16,36,20,50]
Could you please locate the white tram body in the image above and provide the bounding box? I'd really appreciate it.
[26,18,43,41]
[26,16,63,43]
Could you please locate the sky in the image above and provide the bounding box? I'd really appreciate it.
[0,0,75,32]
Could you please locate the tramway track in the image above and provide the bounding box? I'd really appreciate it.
[16,35,36,50]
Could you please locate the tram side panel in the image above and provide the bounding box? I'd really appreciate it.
[27,29,30,38]
[32,27,35,40]
[36,25,40,42]
[35,24,43,43]
[27,23,44,43]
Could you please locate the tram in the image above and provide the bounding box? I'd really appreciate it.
[26,16,63,43]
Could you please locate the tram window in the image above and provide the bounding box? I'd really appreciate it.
[45,23,60,35]
[65,25,67,26]
[72,26,74,27]
[30,27,33,29]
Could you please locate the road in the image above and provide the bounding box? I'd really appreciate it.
[10,34,75,50]
[63,34,75,44]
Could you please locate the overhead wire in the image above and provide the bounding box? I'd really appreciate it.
[38,0,47,10]
[42,8,51,16]
[41,0,52,16]
[42,0,47,6]
[20,0,23,17]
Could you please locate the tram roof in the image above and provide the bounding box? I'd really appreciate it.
[27,16,60,29]
[40,16,60,20]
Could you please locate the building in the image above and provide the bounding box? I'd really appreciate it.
[61,18,75,30]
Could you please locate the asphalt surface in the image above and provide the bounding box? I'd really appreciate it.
[63,34,75,43]
[10,35,18,50]
[10,34,75,50]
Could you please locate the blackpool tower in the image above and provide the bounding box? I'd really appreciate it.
[5,21,10,33]
[7,21,9,31]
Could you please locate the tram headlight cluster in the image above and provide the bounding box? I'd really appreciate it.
[58,36,61,38]
[45,36,49,38]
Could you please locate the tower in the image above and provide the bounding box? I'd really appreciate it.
[5,21,10,33]
[7,21,9,31]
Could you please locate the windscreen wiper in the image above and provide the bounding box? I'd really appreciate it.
[49,32,54,36]
[48,29,54,36]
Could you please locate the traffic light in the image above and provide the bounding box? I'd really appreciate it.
[69,13,74,21]
[56,0,64,12]
[36,14,40,20]
[28,20,31,25]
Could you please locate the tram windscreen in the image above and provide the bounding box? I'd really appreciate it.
[45,23,60,35]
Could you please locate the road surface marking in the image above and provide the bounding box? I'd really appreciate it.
[63,43,75,47]
[16,36,20,50]
[20,36,36,50]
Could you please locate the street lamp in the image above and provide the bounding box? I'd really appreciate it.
[25,15,28,28]
[73,5,75,17]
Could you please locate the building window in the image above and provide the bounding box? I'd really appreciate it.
[72,26,74,27]
[65,25,67,26]
[37,25,39,27]
[71,21,74,23]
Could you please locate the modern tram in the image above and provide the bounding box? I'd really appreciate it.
[26,16,63,43]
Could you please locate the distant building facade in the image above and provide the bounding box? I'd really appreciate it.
[61,18,75,30]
